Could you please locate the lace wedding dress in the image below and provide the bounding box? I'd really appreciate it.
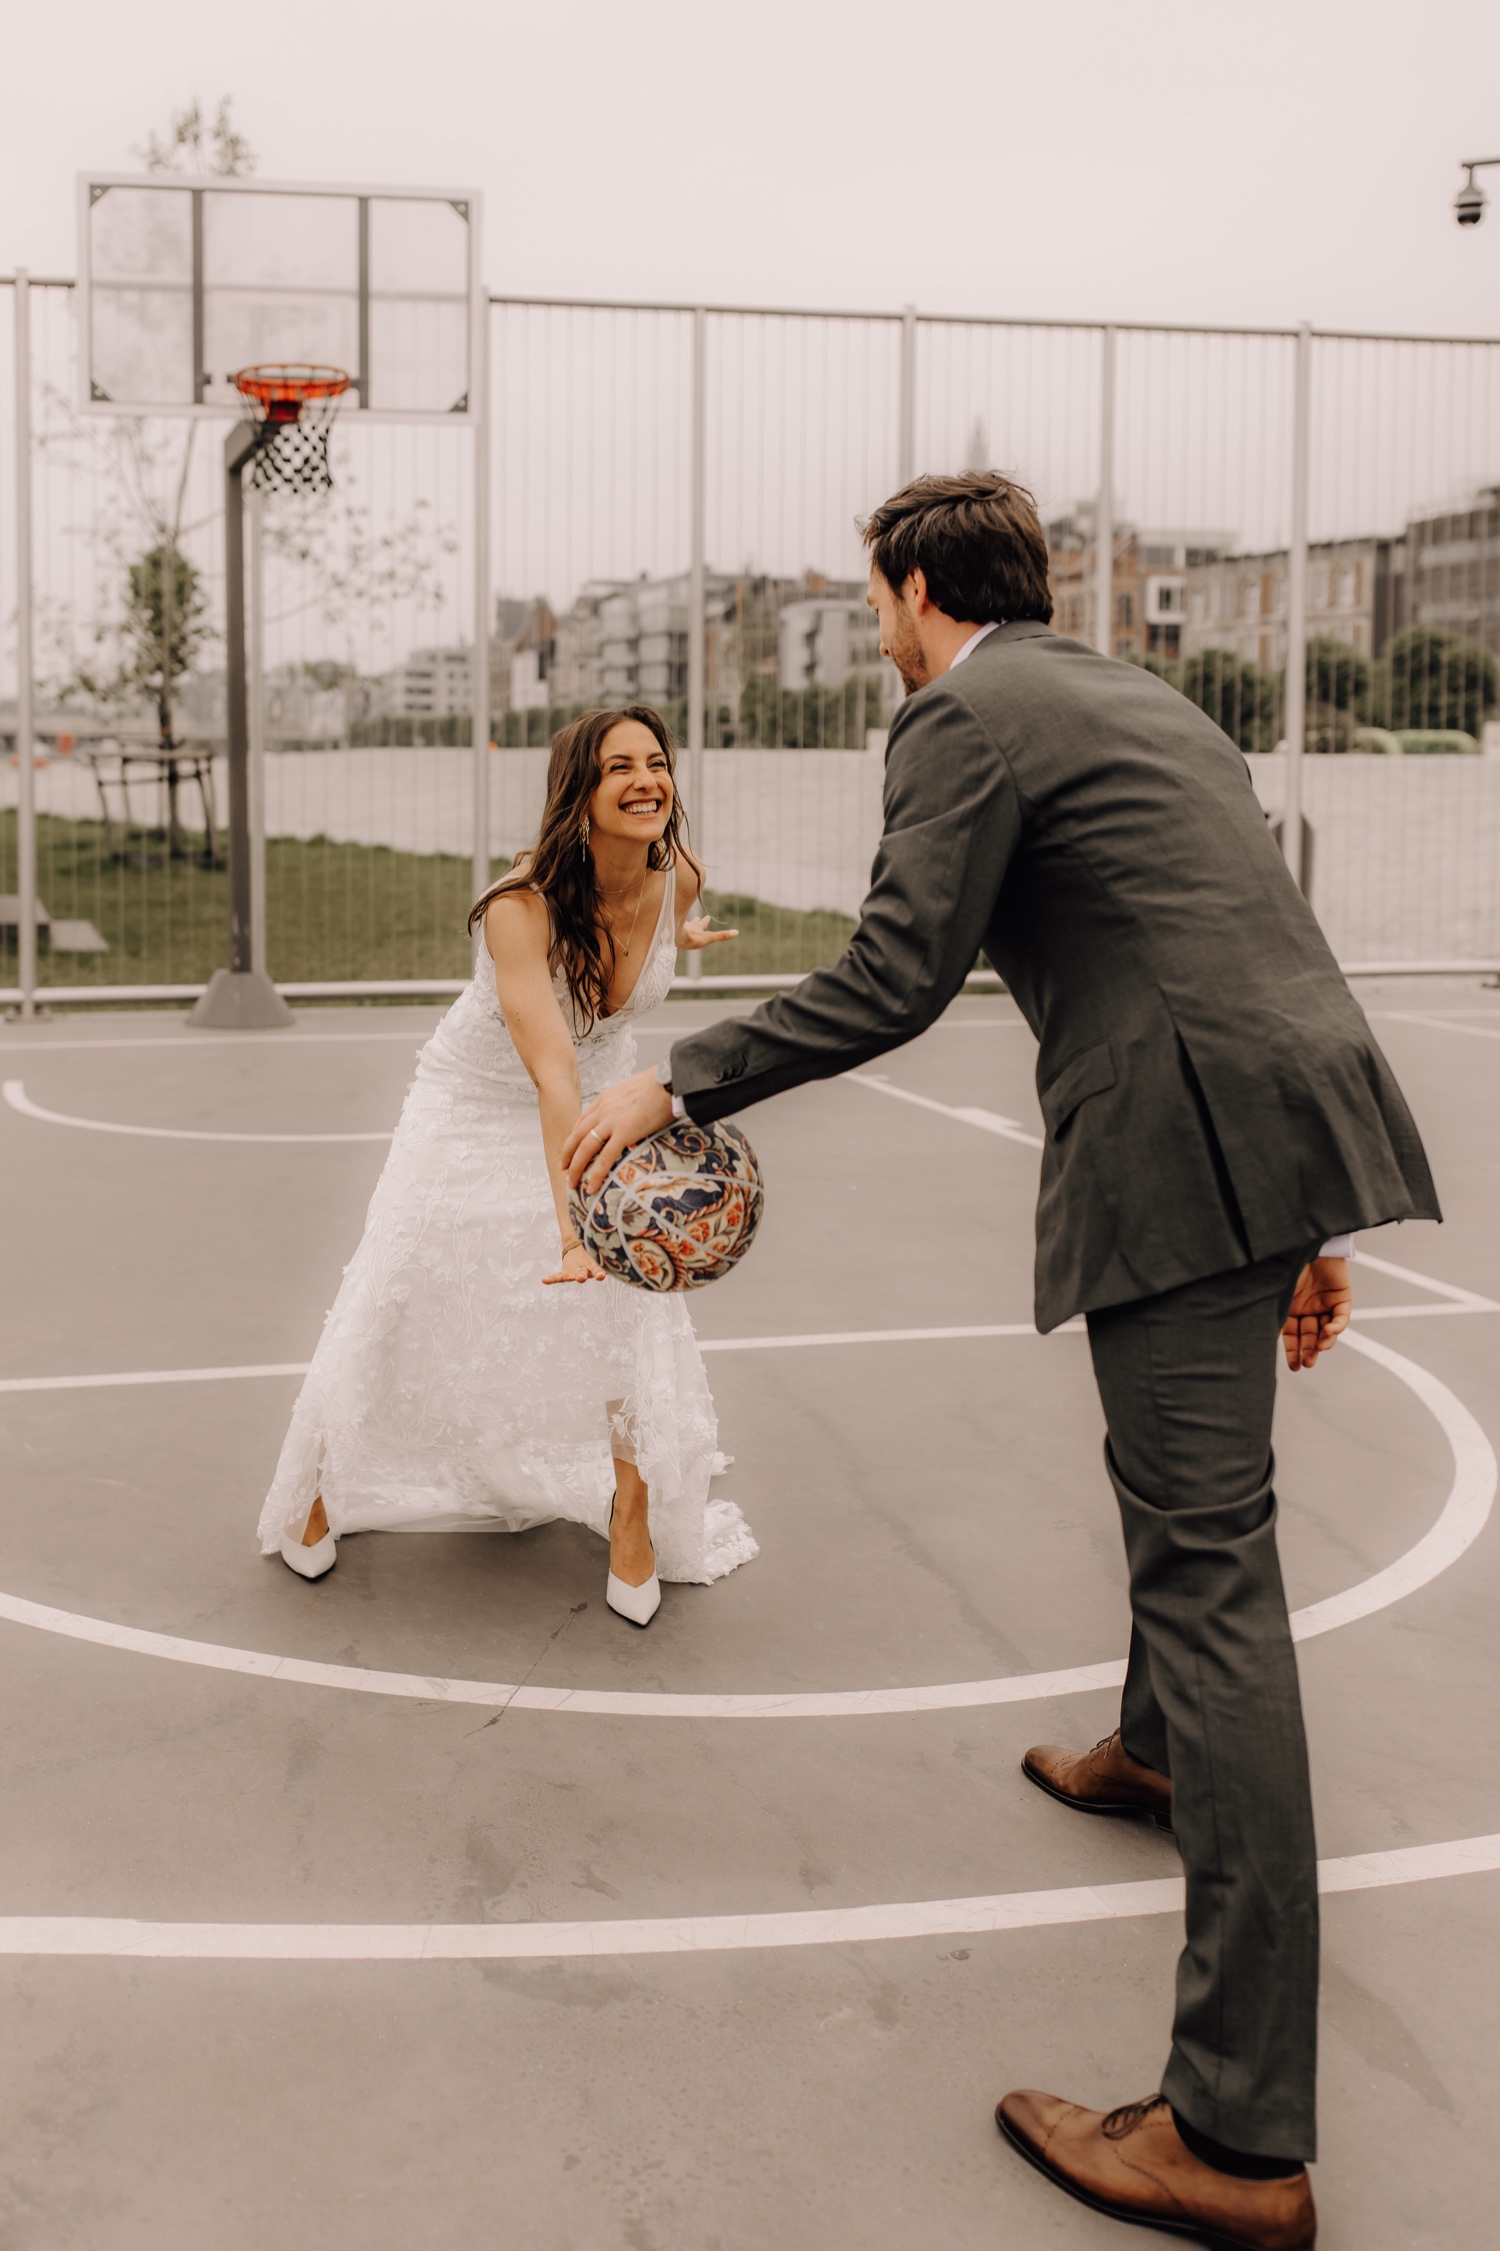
[257,869,758,1584]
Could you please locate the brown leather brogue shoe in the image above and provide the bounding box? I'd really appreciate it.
[1022,1729,1173,1827]
[996,2090,1315,2250]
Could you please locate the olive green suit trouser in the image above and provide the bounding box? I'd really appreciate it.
[1086,1246,1321,2163]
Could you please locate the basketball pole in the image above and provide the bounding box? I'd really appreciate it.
[470,302,491,909]
[247,483,268,976]
[686,305,706,980]
[12,269,38,1019]
[188,423,294,1030]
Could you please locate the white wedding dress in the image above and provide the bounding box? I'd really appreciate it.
[257,869,758,1584]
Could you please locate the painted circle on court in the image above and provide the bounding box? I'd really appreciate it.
[0,1327,1490,1718]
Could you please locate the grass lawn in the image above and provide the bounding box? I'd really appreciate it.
[2,812,855,990]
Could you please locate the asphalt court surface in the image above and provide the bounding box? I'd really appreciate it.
[0,981,1497,2247]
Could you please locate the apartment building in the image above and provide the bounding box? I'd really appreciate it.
[777,597,885,691]
[1180,537,1407,669]
[382,645,475,720]
[1046,509,1233,662]
[539,568,893,727]
[1406,488,1500,660]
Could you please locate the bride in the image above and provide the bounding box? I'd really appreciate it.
[256,705,758,1625]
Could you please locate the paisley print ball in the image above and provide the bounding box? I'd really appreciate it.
[569,1119,765,1292]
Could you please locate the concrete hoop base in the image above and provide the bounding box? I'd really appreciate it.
[187,970,296,1032]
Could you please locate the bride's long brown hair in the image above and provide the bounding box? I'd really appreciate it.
[468,705,702,1030]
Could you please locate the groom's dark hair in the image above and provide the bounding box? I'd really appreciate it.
[862,471,1053,625]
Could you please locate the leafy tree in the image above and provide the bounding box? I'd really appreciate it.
[1171,647,1280,754]
[1304,636,1370,715]
[71,536,213,859]
[737,676,884,748]
[137,97,255,178]
[124,542,210,724]
[1367,626,1497,737]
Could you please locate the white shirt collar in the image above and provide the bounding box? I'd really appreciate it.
[947,621,1001,671]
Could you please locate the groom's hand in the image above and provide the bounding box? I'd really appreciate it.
[1281,1256,1352,1371]
[563,1068,674,1194]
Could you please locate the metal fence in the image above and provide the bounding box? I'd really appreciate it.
[4,275,1500,1013]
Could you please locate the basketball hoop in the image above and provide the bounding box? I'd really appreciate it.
[233,364,351,495]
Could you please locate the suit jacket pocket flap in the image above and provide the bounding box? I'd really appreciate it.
[1040,1038,1117,1134]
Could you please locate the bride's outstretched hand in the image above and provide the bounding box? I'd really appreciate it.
[681,913,738,950]
[543,1243,607,1285]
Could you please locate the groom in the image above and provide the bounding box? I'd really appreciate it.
[564,472,1438,2248]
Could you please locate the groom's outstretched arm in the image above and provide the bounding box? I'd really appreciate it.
[562,689,1021,1190]
[675,689,1020,1124]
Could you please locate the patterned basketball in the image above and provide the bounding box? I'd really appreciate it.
[569,1118,764,1292]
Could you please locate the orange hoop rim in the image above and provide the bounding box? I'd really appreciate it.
[233,363,352,423]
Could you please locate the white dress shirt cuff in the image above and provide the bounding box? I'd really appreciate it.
[1317,1234,1355,1260]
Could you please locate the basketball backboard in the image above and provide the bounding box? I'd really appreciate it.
[78,175,482,421]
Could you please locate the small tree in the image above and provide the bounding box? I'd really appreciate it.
[72,536,213,859]
[1305,636,1370,715]
[137,97,255,177]
[1368,626,1497,737]
[1173,647,1279,754]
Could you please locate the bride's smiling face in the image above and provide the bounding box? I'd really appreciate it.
[588,720,674,849]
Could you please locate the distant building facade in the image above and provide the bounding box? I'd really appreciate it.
[1180,537,1407,670]
[534,568,896,737]
[490,597,558,720]
[1046,509,1233,663]
[383,645,476,720]
[1405,489,1500,660]
[777,596,885,691]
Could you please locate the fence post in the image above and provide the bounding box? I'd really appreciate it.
[1093,324,1116,657]
[687,304,706,978]
[471,304,492,908]
[13,270,37,1017]
[898,304,916,486]
[187,424,293,1028]
[247,482,267,977]
[1281,321,1312,891]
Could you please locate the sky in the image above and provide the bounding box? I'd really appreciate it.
[4,0,1500,337]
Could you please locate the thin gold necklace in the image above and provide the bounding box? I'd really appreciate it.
[601,874,648,957]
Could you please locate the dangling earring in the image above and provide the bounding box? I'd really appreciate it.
[579,813,590,857]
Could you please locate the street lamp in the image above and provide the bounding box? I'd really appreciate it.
[1455,158,1500,227]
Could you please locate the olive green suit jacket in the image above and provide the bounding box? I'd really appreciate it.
[670,622,1439,1332]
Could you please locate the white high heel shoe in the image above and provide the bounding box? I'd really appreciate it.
[606,1505,661,1626]
[606,1563,661,1627]
[280,1514,337,1580]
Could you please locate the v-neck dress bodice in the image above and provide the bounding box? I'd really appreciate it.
[257,865,757,1584]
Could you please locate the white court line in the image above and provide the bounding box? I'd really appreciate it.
[0,1327,1489,1718]
[2,1832,1497,1961]
[0,1017,1020,1060]
[702,1321,1082,1351]
[844,1070,1045,1148]
[1375,1012,1500,1042]
[0,1332,1072,1397]
[0,1030,439,1056]
[0,1290,1483,1398]
[0,1363,311,1397]
[2,1081,390,1146]
[1356,1252,1500,1312]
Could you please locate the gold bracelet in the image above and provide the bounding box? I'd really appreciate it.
[558,1234,584,1256]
